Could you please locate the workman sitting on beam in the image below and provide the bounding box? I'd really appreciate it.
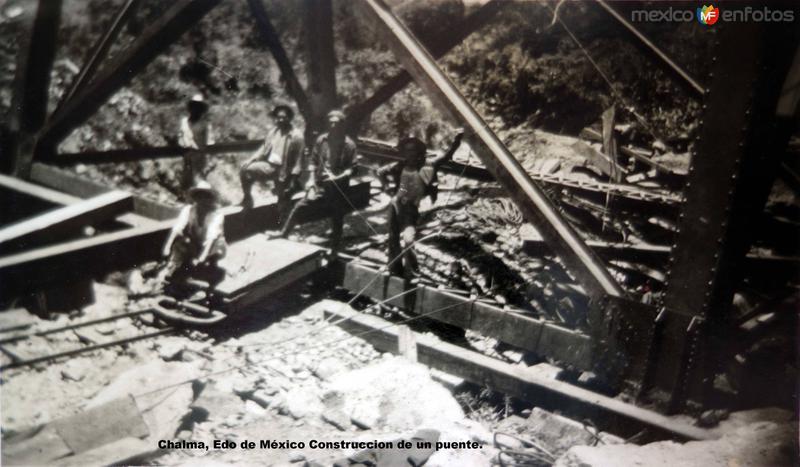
[377,131,464,281]
[277,109,357,254]
[157,180,227,290]
[239,104,305,224]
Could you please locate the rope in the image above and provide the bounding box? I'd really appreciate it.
[492,431,556,466]
[232,285,421,349]
[321,166,381,237]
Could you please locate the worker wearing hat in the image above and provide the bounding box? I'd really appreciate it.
[180,93,214,191]
[278,109,356,252]
[158,180,227,287]
[239,104,305,215]
[377,130,464,279]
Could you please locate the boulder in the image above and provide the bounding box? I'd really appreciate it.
[191,381,245,422]
[312,357,347,381]
[322,356,464,431]
[87,360,202,441]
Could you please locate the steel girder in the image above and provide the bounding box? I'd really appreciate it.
[37,0,222,155]
[52,0,141,117]
[355,0,623,303]
[5,0,62,176]
[655,21,800,411]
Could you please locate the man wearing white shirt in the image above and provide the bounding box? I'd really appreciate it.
[239,105,305,217]
[180,93,214,191]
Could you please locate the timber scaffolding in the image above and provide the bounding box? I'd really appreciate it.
[2,0,799,443]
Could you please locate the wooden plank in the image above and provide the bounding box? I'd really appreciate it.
[0,221,170,298]
[225,240,326,312]
[216,236,324,296]
[0,191,133,255]
[342,261,593,370]
[326,306,715,442]
[571,141,627,183]
[0,182,370,297]
[580,127,676,176]
[52,395,149,454]
[29,163,179,221]
[0,172,80,206]
[54,140,263,165]
[58,437,159,467]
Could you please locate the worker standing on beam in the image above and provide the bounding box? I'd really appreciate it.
[180,93,214,191]
[239,104,305,219]
[378,131,463,281]
[157,180,227,289]
[278,109,356,253]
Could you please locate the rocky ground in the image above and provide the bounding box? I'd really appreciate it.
[2,281,797,466]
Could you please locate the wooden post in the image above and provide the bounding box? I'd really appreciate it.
[304,0,337,133]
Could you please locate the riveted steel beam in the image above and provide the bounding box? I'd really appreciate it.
[4,0,62,176]
[355,0,623,301]
[656,22,800,411]
[37,0,221,153]
[53,0,141,117]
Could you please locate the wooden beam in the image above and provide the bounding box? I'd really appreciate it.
[342,261,593,370]
[304,0,337,129]
[580,127,680,179]
[37,0,221,151]
[248,0,313,123]
[29,163,180,221]
[0,172,80,206]
[326,305,714,441]
[54,140,262,165]
[0,182,370,297]
[0,191,133,256]
[0,221,169,298]
[345,0,504,132]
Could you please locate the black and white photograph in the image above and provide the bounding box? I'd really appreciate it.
[0,0,798,465]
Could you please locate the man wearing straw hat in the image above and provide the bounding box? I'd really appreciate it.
[180,93,214,190]
[157,180,227,287]
[239,104,305,217]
